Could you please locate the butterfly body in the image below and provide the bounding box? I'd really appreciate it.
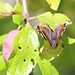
[36,20,71,48]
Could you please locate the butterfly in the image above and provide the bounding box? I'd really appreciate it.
[36,19,72,48]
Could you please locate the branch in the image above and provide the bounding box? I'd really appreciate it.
[22,0,29,17]
[22,0,29,27]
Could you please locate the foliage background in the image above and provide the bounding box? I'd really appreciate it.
[0,0,75,75]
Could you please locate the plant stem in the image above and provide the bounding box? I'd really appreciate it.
[29,16,37,21]
[22,0,29,17]
[18,24,21,30]
[22,0,30,27]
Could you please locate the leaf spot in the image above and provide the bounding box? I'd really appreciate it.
[27,47,29,48]
[24,59,26,62]
[18,46,21,49]
[47,50,48,51]
[31,58,34,62]
[44,49,45,51]
[34,50,37,52]
[31,58,34,65]
[42,63,45,64]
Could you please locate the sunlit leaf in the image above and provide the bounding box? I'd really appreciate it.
[37,12,69,30]
[37,12,55,30]
[68,37,75,44]
[13,4,23,25]
[0,1,22,19]
[52,13,69,24]
[46,0,60,10]
[0,1,13,18]
[35,57,59,75]
[39,40,63,61]
[0,55,6,71]
[7,71,10,75]
[7,26,39,75]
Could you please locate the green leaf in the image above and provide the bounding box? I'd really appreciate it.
[52,13,69,24]
[33,64,42,75]
[0,34,7,45]
[35,57,59,75]
[39,40,63,61]
[13,4,23,25]
[37,12,55,30]
[7,26,39,75]
[37,12,69,30]
[0,1,13,18]
[0,55,6,71]
[46,0,60,10]
[68,37,75,44]
[60,35,68,49]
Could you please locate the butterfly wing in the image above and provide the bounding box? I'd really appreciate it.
[36,20,71,48]
[54,21,68,43]
[36,23,52,44]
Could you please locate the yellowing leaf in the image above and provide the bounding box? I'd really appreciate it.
[46,0,60,10]
[68,37,75,44]
[0,1,13,18]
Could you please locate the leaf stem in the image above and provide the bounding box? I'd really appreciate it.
[18,24,21,30]
[28,16,37,21]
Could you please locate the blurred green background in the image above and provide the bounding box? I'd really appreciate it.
[0,0,75,75]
